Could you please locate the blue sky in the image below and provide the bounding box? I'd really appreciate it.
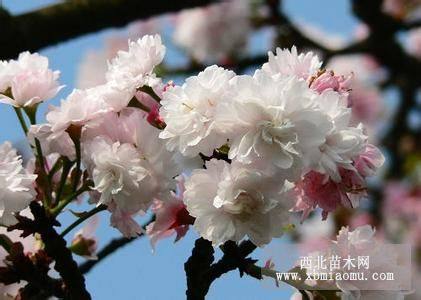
[0,1,359,299]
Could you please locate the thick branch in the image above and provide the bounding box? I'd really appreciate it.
[29,202,91,300]
[0,0,216,59]
[184,238,215,300]
[184,239,257,300]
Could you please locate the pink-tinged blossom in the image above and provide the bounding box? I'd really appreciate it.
[262,46,322,80]
[46,83,132,135]
[0,142,37,226]
[27,124,76,160]
[84,136,150,212]
[46,89,107,134]
[173,0,250,63]
[354,144,385,177]
[184,159,295,246]
[76,19,163,89]
[70,215,99,259]
[310,70,352,94]
[106,34,165,91]
[146,104,165,129]
[297,171,356,220]
[83,109,180,199]
[82,110,180,236]
[295,165,375,220]
[0,52,63,107]
[109,204,143,237]
[146,176,193,250]
[327,55,384,125]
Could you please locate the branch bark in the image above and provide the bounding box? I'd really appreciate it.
[29,202,91,300]
[184,239,257,300]
[0,0,216,59]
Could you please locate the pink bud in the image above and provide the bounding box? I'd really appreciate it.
[310,70,351,94]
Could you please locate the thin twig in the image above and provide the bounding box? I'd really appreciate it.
[60,204,107,238]
[79,215,155,274]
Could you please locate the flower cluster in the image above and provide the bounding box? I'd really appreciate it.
[0,35,384,249]
[159,46,384,246]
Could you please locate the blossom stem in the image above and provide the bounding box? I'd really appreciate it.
[13,107,29,135]
[0,234,13,252]
[71,137,82,193]
[54,157,74,206]
[50,183,91,217]
[60,205,107,238]
[139,85,161,103]
[128,96,151,112]
[24,106,54,207]
[48,156,64,182]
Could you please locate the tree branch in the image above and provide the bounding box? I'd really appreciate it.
[29,202,91,299]
[351,0,421,85]
[0,0,217,59]
[79,236,137,274]
[79,215,155,274]
[184,238,215,300]
[184,239,257,300]
[0,243,64,299]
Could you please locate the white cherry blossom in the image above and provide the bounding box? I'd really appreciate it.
[184,159,295,246]
[106,34,165,90]
[0,142,37,226]
[159,65,235,157]
[218,71,331,179]
[0,52,63,107]
[262,46,321,80]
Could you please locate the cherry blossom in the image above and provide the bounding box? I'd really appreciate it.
[184,159,295,246]
[218,71,331,179]
[0,142,37,226]
[0,52,63,107]
[262,46,321,80]
[173,0,250,62]
[106,34,165,91]
[159,65,235,157]
[146,176,193,249]
[70,215,99,259]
